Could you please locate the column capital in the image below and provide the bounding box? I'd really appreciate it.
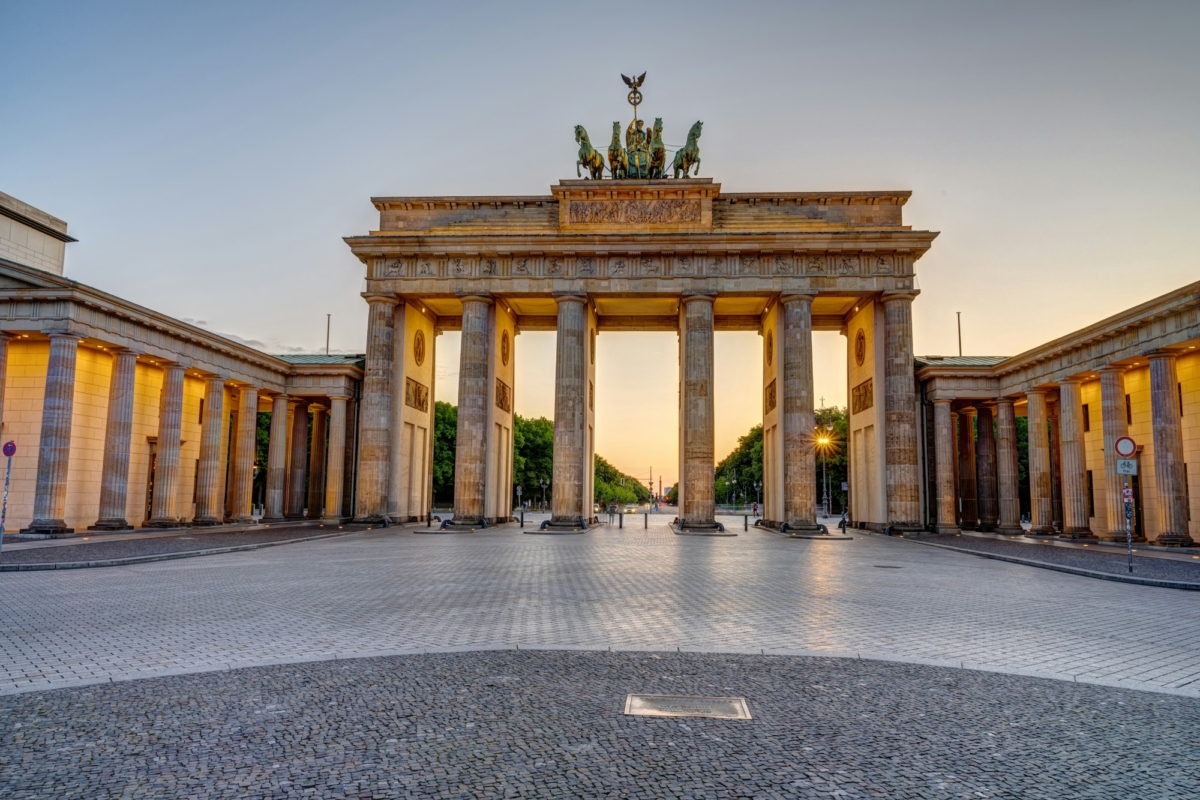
[362,291,400,307]
[1098,365,1128,375]
[1145,349,1178,362]
[995,396,1016,408]
[1026,387,1049,397]
[880,290,919,303]
[680,292,716,306]
[779,293,815,305]
[456,292,493,305]
[1058,376,1084,386]
[933,398,953,408]
[46,330,83,342]
[552,293,588,306]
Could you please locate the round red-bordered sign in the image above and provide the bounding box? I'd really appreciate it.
[2,441,15,457]
[1114,436,1137,458]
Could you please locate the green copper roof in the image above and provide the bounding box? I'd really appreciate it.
[915,355,1008,368]
[272,354,365,366]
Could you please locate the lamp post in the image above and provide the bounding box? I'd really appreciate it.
[539,478,548,511]
[816,429,831,517]
[755,480,762,505]
[731,475,738,509]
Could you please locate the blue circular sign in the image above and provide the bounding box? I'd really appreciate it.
[2,441,14,457]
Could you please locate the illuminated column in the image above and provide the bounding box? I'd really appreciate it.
[679,293,717,527]
[1058,379,1092,538]
[262,393,290,522]
[780,293,818,531]
[550,295,587,525]
[0,333,9,432]
[354,293,397,522]
[286,401,308,518]
[1149,351,1194,546]
[453,295,493,525]
[956,409,977,529]
[881,292,921,528]
[306,405,327,519]
[192,376,227,525]
[1098,367,1129,541]
[229,386,259,524]
[932,399,957,532]
[24,332,81,535]
[146,363,185,527]
[995,398,1022,534]
[1026,390,1054,534]
[91,348,138,530]
[974,404,998,531]
[323,395,348,523]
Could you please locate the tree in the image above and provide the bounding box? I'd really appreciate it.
[714,425,763,505]
[594,454,650,505]
[513,414,554,505]
[433,401,457,502]
[666,482,678,504]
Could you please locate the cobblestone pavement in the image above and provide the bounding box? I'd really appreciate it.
[2,651,1197,799]
[3,518,1200,697]
[920,533,1200,582]
[0,524,364,566]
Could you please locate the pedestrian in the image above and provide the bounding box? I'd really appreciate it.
[752,501,759,517]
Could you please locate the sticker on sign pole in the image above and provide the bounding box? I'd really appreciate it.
[1122,487,1134,500]
[1114,436,1137,458]
[1,442,14,458]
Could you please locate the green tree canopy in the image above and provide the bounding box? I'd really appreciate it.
[594,454,651,505]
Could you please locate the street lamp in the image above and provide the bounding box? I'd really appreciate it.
[539,478,548,511]
[816,430,832,517]
[731,475,738,509]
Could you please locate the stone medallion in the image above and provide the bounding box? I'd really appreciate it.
[501,330,511,366]
[855,328,867,366]
[414,329,426,367]
[766,330,773,366]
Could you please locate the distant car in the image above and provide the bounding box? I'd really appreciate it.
[593,503,600,513]
[624,506,637,515]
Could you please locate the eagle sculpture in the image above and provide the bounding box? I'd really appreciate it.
[621,72,647,89]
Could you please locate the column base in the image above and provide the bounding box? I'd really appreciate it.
[229,516,257,526]
[977,521,998,532]
[1060,528,1095,540]
[88,519,132,531]
[930,524,961,534]
[143,518,185,529]
[16,521,75,538]
[1096,531,1146,543]
[1153,533,1196,548]
[191,517,224,527]
[994,525,1024,536]
[260,515,288,523]
[1024,528,1057,537]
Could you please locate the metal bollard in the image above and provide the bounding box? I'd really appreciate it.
[520,510,525,528]
[426,515,431,528]
[744,514,748,531]
[619,512,623,529]
[644,512,648,529]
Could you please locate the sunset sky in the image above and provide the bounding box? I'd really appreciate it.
[3,1,1197,488]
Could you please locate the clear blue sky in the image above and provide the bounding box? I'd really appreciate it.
[4,1,1197,484]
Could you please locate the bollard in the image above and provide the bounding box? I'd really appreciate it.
[619,512,623,529]
[744,514,748,531]
[427,515,431,528]
[644,512,648,529]
[520,510,525,528]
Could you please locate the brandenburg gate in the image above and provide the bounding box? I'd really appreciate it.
[344,81,937,532]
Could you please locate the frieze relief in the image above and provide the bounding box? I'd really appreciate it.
[405,377,430,413]
[568,199,701,226]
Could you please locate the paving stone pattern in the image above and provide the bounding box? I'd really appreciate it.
[0,525,363,566]
[921,533,1200,583]
[2,651,1197,799]
[2,519,1200,698]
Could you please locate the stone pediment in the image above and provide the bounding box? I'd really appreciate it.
[0,258,71,290]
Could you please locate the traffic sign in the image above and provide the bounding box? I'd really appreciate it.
[1116,459,1138,475]
[1122,487,1134,500]
[1,441,14,458]
[841,482,849,491]
[1114,436,1137,458]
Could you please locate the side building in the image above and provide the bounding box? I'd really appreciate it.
[0,192,367,535]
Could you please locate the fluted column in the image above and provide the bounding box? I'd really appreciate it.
[262,394,290,521]
[24,332,81,534]
[780,294,818,531]
[192,376,227,525]
[91,348,138,530]
[323,395,348,523]
[680,294,717,527]
[550,295,587,525]
[1026,390,1054,534]
[0,333,10,434]
[975,404,999,531]
[995,398,1022,534]
[881,292,921,528]
[229,386,258,524]
[932,399,957,532]
[145,364,186,527]
[956,410,977,529]
[1098,367,1130,541]
[286,401,308,518]
[1058,379,1092,538]
[354,293,397,522]
[1149,351,1194,546]
[1048,403,1064,531]
[306,405,327,519]
[451,295,492,525]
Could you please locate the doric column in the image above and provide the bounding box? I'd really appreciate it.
[306,405,327,519]
[1058,379,1092,538]
[881,292,921,528]
[550,295,587,525]
[956,409,978,529]
[192,376,227,525]
[780,294,817,531]
[680,293,717,527]
[975,404,999,531]
[0,333,10,433]
[145,363,186,527]
[1026,390,1054,534]
[24,332,81,535]
[932,399,957,532]
[354,292,397,522]
[995,398,1022,533]
[323,395,348,523]
[1098,367,1130,541]
[228,386,259,524]
[91,348,139,530]
[387,301,408,522]
[452,295,493,524]
[1149,351,1194,546]
[286,401,309,518]
[262,393,290,522]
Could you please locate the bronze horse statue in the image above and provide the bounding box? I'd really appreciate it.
[672,121,702,178]
[649,118,666,179]
[608,121,628,179]
[575,125,605,179]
